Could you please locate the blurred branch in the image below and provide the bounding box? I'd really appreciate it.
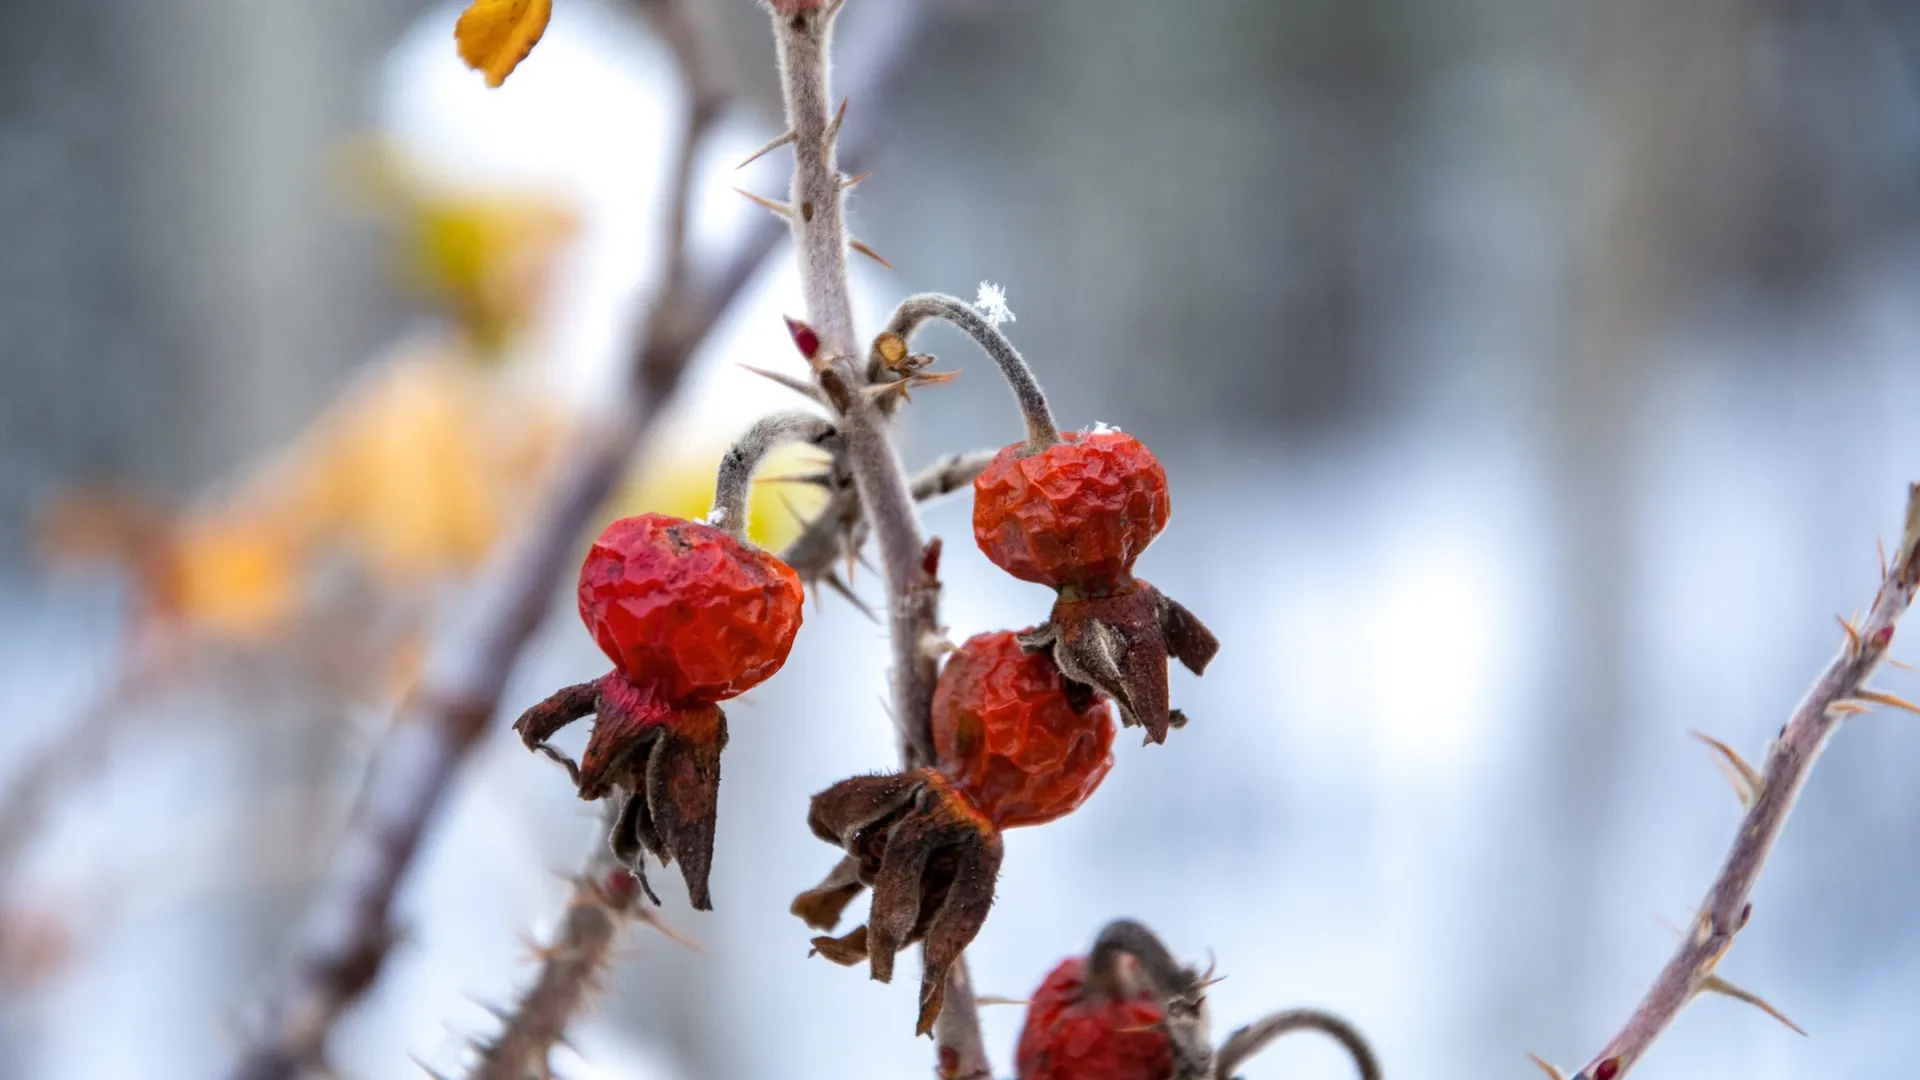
[466,803,681,1080]
[1551,485,1920,1079]
[221,2,934,1076]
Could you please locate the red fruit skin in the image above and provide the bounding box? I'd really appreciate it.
[1016,958,1174,1080]
[972,432,1171,594]
[578,514,804,705]
[932,631,1115,829]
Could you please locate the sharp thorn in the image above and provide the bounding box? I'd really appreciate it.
[632,905,704,952]
[1879,535,1890,580]
[410,1057,457,1080]
[841,170,871,190]
[1690,730,1763,808]
[821,570,878,622]
[1838,614,1864,656]
[825,96,849,143]
[759,471,836,488]
[733,187,794,219]
[738,362,826,403]
[848,238,892,269]
[1827,700,1872,717]
[1699,973,1807,1036]
[1528,1054,1569,1080]
[1890,657,1914,671]
[737,130,798,170]
[1854,688,1920,717]
[973,995,1034,1007]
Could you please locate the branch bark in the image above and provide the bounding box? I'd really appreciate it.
[765,1,989,1070]
[1560,484,1920,1079]
[220,3,933,1075]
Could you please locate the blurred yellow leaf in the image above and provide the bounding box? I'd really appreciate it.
[455,0,552,88]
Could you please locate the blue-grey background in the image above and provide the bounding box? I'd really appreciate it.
[4,1,1920,1077]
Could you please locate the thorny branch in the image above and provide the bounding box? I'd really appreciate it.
[221,3,933,1076]
[1539,484,1920,1080]
[764,2,989,1073]
[464,803,672,1080]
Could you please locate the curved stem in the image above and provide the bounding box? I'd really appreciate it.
[710,411,836,541]
[875,292,1059,451]
[1212,1009,1382,1080]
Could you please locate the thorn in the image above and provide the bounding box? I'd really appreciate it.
[1827,700,1873,717]
[733,187,793,219]
[1838,614,1863,656]
[737,130,798,169]
[848,238,892,269]
[1891,657,1914,671]
[466,995,515,1024]
[974,995,1034,1007]
[759,471,836,489]
[841,170,871,190]
[1879,535,1890,580]
[739,362,826,403]
[825,96,849,144]
[410,1057,457,1080]
[1528,1054,1568,1080]
[820,570,877,622]
[1690,730,1762,808]
[1854,688,1920,717]
[1699,974,1807,1036]
[632,905,704,953]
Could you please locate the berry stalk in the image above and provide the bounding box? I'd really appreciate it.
[710,411,837,541]
[872,292,1060,452]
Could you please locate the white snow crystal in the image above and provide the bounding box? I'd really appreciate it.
[706,507,729,527]
[974,281,1016,327]
[1085,421,1123,435]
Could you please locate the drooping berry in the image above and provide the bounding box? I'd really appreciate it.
[514,512,803,909]
[973,430,1219,744]
[933,630,1114,828]
[1016,956,1176,1080]
[794,634,1112,1036]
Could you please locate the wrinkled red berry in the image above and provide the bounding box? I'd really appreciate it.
[1016,957,1174,1080]
[578,513,803,704]
[933,631,1114,828]
[973,431,1170,594]
[515,513,805,910]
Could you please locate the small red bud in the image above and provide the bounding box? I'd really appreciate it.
[1872,625,1895,650]
[923,537,943,578]
[602,868,639,905]
[1593,1058,1621,1080]
[784,316,821,361]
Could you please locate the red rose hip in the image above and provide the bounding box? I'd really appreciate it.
[515,512,804,910]
[973,429,1219,744]
[933,630,1114,828]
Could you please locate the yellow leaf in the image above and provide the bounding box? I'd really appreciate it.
[455,0,552,89]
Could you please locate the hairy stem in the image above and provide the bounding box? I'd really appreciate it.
[1566,484,1920,1079]
[1212,1010,1382,1080]
[710,412,836,541]
[767,1,989,1067]
[874,293,1059,450]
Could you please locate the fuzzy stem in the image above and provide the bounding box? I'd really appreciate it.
[910,449,999,502]
[221,5,934,1074]
[1568,484,1920,1079]
[711,411,836,541]
[767,2,990,1067]
[1212,1010,1382,1080]
[875,293,1059,450]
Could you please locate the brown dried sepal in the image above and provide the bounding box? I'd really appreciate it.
[512,672,729,910]
[1020,578,1219,744]
[796,769,1004,1036]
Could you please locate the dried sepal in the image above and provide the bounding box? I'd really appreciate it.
[1021,580,1219,744]
[512,673,729,910]
[796,769,1003,1036]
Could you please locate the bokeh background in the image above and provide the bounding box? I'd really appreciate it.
[5,1,1920,1077]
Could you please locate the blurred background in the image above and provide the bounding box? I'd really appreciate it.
[4,0,1920,1077]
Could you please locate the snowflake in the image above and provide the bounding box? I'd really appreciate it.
[974,282,1016,327]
